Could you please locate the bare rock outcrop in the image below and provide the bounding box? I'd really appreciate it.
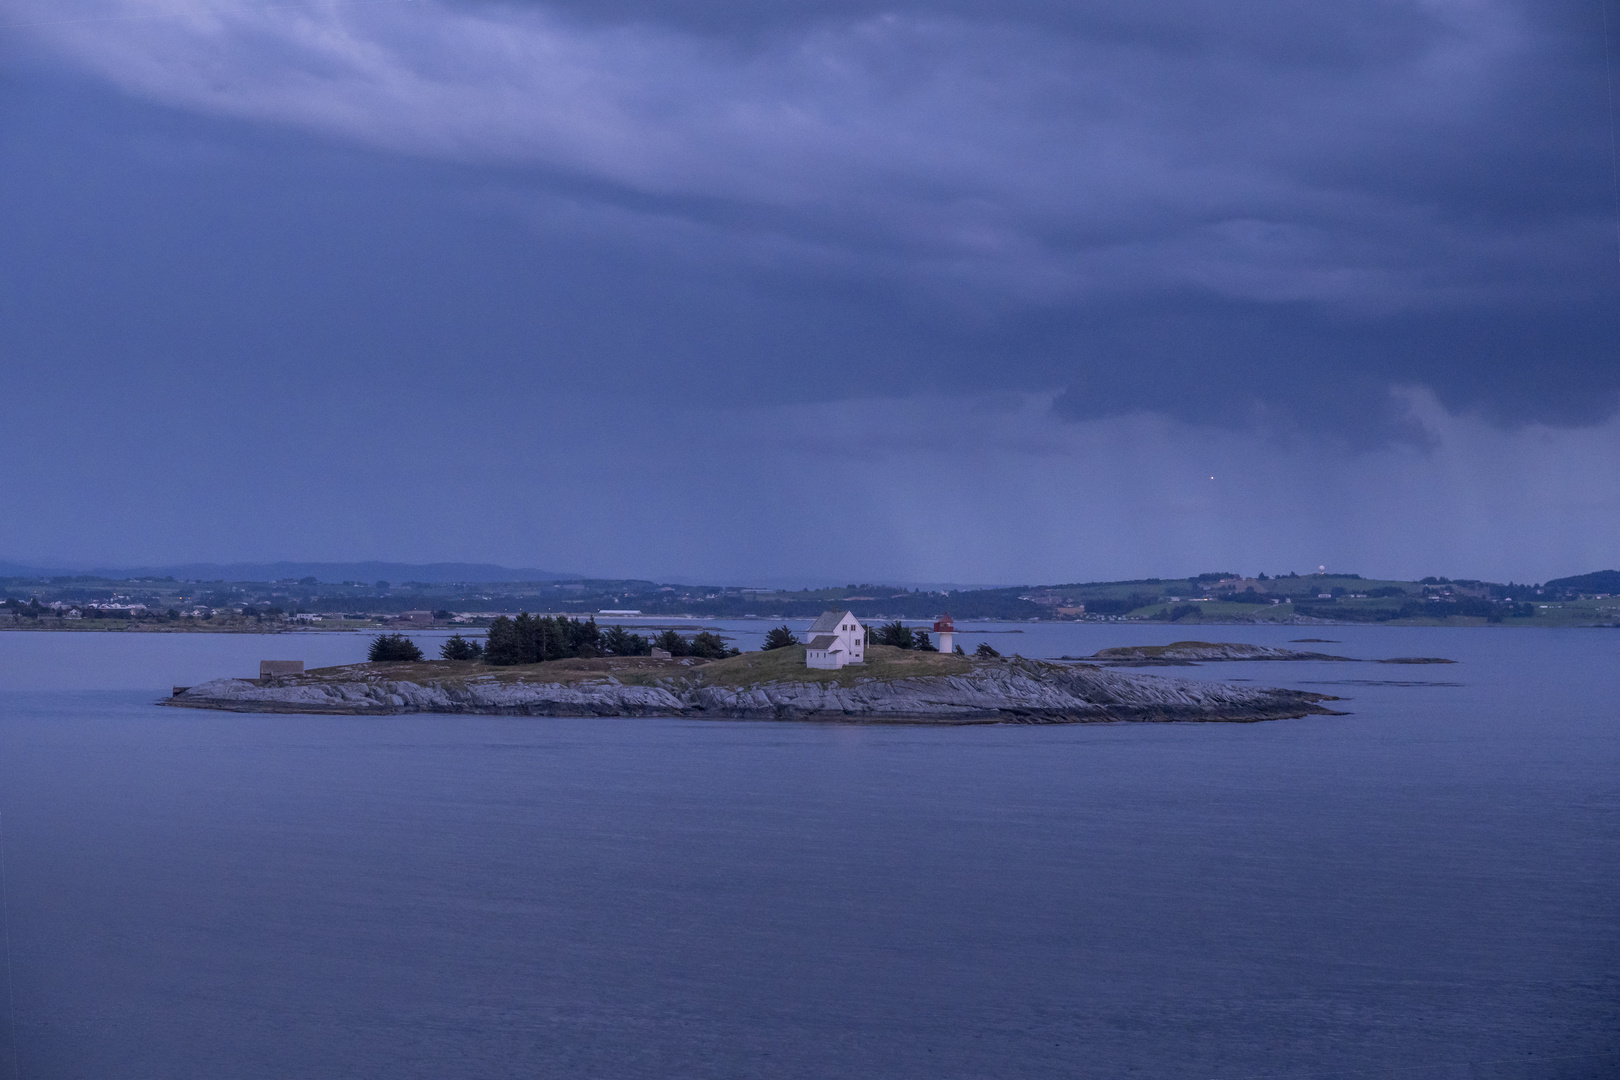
[1074,641,1454,666]
[1079,641,1355,665]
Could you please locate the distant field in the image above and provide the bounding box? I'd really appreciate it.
[3,569,1615,628]
[1116,596,1618,627]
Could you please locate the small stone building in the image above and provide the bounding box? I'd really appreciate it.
[805,610,866,670]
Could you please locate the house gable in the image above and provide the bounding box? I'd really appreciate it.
[805,611,865,669]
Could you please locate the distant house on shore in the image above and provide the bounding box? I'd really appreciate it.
[395,611,435,625]
[805,610,865,670]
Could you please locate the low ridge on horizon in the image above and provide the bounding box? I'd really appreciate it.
[2,559,1613,593]
[0,560,578,585]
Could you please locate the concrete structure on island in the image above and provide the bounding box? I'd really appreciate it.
[259,660,304,681]
[932,613,956,655]
[805,610,866,669]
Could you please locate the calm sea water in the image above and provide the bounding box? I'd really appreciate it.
[0,624,1616,1079]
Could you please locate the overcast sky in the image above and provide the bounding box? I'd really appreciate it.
[2,0,1617,584]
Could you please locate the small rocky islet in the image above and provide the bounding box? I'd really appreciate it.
[1071,640,1456,666]
[166,643,1343,724]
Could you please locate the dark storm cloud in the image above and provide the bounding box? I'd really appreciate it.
[4,0,1618,435]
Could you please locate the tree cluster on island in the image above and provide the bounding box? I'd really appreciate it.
[759,620,941,652]
[372,617,740,667]
[478,614,738,665]
[650,628,738,659]
[373,616,1052,670]
[763,621,1000,657]
[369,633,425,662]
[873,620,936,651]
[440,633,483,660]
[761,625,799,650]
[481,614,623,664]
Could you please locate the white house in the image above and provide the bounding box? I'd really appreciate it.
[805,610,866,669]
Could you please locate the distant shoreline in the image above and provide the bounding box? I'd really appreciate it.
[4,616,1614,633]
[6,569,1617,629]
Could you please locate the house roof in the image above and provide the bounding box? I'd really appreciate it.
[808,610,858,634]
[806,635,841,650]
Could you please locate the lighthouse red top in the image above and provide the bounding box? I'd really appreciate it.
[932,613,955,633]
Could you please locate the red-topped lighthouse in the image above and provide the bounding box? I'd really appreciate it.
[932,613,956,655]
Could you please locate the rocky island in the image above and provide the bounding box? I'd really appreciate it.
[1069,641,1455,666]
[166,644,1340,724]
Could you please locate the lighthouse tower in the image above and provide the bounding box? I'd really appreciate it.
[932,613,956,655]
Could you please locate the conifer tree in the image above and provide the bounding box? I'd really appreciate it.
[369,633,424,662]
[762,625,798,650]
[440,634,483,661]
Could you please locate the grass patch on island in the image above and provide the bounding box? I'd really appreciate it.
[1091,641,1228,659]
[298,644,982,691]
[695,644,976,688]
[303,655,702,687]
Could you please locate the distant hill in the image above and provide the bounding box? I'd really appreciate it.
[0,563,71,578]
[1543,570,1620,594]
[0,561,576,584]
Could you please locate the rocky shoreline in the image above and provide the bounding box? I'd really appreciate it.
[165,653,1341,724]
